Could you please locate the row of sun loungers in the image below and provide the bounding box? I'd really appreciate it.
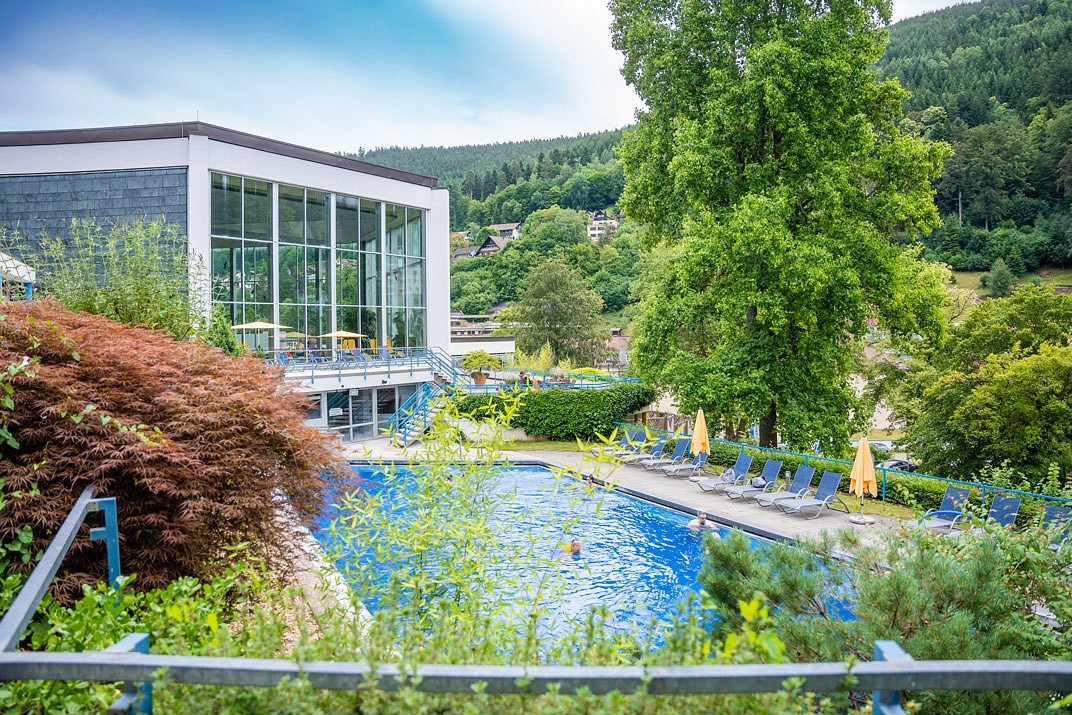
[920,485,1071,544]
[696,457,850,519]
[596,431,1072,531]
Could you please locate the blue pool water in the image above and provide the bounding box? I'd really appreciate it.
[314,463,773,641]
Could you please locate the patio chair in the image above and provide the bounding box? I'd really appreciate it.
[776,470,849,520]
[1041,503,1072,547]
[620,437,667,464]
[985,493,1021,529]
[918,486,971,532]
[663,452,708,479]
[341,349,366,366]
[723,459,783,501]
[695,453,754,491]
[588,429,640,457]
[639,439,689,470]
[755,464,817,508]
[611,431,653,459]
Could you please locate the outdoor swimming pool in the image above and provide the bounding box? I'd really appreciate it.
[314,463,773,641]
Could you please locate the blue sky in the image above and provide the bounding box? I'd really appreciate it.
[1,0,964,153]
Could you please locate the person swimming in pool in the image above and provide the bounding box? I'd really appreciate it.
[688,511,719,534]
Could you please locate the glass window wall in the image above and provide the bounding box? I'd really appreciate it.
[211,174,426,361]
[211,173,274,351]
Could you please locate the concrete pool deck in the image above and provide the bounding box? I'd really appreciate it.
[343,439,899,544]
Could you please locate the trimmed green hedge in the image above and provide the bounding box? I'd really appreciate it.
[454,384,656,441]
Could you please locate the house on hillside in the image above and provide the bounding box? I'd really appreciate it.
[452,245,479,261]
[476,235,508,256]
[470,223,521,257]
[488,222,521,240]
[587,219,618,242]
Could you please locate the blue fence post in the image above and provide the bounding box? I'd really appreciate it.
[89,497,121,588]
[105,633,152,714]
[881,468,887,502]
[873,640,913,715]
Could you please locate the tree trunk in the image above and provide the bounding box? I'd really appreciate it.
[759,401,777,448]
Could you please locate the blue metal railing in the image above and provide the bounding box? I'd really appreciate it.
[3,489,1072,713]
[267,346,459,385]
[0,485,151,714]
[387,381,447,441]
[498,366,641,384]
[613,422,1072,507]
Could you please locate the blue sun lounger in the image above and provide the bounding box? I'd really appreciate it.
[621,437,667,464]
[919,486,971,532]
[639,439,689,470]
[588,429,640,457]
[986,493,1021,529]
[755,465,816,508]
[1041,503,1072,548]
[663,452,708,479]
[695,453,753,491]
[776,470,849,519]
[723,459,783,501]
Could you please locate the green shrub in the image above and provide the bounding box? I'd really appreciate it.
[700,525,1072,714]
[455,383,655,441]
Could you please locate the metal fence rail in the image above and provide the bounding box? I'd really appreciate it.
[1,650,1071,695]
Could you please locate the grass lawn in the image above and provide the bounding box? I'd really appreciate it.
[1032,266,1072,287]
[951,266,1072,299]
[502,439,590,452]
[950,270,987,293]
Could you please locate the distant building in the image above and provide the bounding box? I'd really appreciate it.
[475,234,511,257]
[487,222,521,240]
[449,313,514,364]
[452,245,479,261]
[587,219,618,242]
[597,327,630,370]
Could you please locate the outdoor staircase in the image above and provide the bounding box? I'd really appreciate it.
[388,347,470,446]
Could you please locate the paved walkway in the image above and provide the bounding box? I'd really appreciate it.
[344,440,898,544]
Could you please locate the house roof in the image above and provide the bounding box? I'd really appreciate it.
[479,235,510,251]
[452,246,479,259]
[0,121,439,188]
[487,222,521,231]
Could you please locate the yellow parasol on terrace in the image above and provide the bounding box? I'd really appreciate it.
[318,330,367,339]
[232,321,291,330]
[848,436,878,524]
[690,408,711,457]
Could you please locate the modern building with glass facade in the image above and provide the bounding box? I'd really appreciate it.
[0,122,451,441]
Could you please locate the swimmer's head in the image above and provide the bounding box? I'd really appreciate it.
[569,538,581,553]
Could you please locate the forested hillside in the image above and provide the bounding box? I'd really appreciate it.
[345,130,623,185]
[877,0,1072,272]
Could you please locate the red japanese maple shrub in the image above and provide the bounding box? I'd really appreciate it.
[0,300,347,599]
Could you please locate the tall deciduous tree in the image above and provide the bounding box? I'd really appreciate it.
[505,259,604,365]
[611,0,949,449]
